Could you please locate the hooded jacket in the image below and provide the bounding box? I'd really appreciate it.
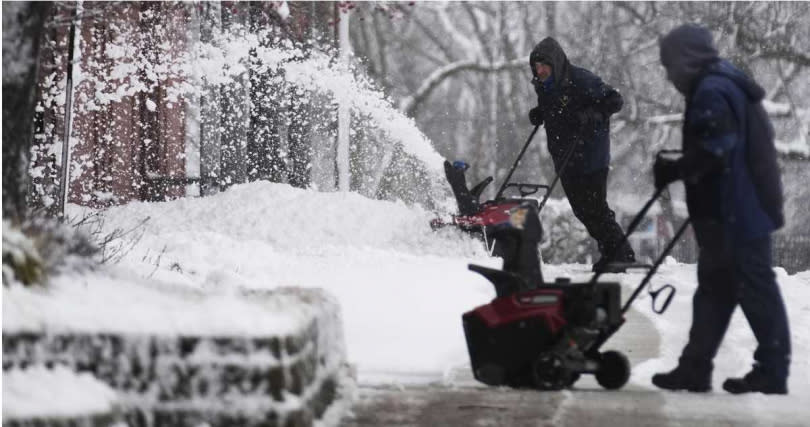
[529,37,623,176]
[659,24,784,239]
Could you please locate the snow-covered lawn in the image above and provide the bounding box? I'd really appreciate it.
[15,181,806,422]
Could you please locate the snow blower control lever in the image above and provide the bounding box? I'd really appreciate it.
[494,125,579,208]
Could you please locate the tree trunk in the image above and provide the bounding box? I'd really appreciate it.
[2,1,51,221]
[336,5,351,191]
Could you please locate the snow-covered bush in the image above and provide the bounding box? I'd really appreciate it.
[2,217,98,287]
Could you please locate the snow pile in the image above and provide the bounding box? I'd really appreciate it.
[3,269,324,338]
[3,365,119,419]
[65,181,494,383]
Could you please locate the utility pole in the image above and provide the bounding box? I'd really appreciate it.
[58,3,81,217]
[336,5,351,191]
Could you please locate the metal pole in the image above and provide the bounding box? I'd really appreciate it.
[537,138,578,212]
[58,4,79,218]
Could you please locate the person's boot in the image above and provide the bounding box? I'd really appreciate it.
[652,358,712,392]
[722,365,788,395]
[592,250,637,273]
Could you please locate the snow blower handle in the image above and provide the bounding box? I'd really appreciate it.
[538,138,580,212]
[621,217,691,315]
[649,283,676,314]
[503,183,549,198]
[495,125,541,200]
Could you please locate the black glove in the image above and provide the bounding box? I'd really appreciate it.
[529,106,543,126]
[576,109,604,127]
[653,157,682,190]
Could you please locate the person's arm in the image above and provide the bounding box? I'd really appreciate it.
[581,71,623,117]
[655,86,737,188]
[529,79,545,126]
[682,86,737,183]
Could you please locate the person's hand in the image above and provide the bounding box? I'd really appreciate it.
[529,106,543,126]
[653,157,682,189]
[576,109,604,127]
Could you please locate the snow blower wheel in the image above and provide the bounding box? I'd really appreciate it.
[595,350,631,390]
[532,352,573,391]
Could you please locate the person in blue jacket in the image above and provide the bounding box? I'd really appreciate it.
[528,37,635,273]
[652,23,791,395]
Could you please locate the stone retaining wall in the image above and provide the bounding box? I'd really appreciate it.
[3,288,351,427]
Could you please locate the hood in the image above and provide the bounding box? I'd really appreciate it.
[529,37,571,85]
[705,60,766,102]
[659,24,719,94]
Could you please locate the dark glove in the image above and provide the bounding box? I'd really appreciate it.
[576,109,604,127]
[653,157,682,190]
[529,106,543,126]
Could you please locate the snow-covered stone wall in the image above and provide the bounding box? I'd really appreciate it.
[3,287,353,427]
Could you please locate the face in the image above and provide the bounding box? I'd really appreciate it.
[534,63,552,81]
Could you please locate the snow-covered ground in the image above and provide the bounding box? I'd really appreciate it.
[11,181,808,422]
[3,365,119,419]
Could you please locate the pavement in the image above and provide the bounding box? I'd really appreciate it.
[341,306,803,427]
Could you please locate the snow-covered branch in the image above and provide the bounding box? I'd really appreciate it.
[399,58,525,116]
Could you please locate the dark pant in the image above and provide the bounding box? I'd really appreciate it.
[681,220,791,380]
[559,168,635,262]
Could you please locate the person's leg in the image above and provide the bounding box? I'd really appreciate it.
[680,222,739,362]
[653,221,737,391]
[560,169,635,266]
[723,234,791,394]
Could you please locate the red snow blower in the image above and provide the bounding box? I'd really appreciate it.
[431,125,577,256]
[462,151,690,391]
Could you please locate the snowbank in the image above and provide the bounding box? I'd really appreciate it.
[3,365,119,420]
[66,181,493,384]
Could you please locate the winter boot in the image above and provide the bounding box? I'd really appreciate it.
[592,242,637,273]
[722,365,787,395]
[652,359,712,392]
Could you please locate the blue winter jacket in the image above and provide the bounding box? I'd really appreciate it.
[682,60,784,240]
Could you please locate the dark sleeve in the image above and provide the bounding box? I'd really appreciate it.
[689,85,738,156]
[581,70,623,115]
[680,85,738,183]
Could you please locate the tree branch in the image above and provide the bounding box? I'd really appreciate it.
[398,58,525,116]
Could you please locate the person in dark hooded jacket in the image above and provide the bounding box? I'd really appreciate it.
[651,23,791,395]
[528,37,635,273]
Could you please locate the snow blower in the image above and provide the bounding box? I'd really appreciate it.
[431,125,578,256]
[462,151,690,391]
